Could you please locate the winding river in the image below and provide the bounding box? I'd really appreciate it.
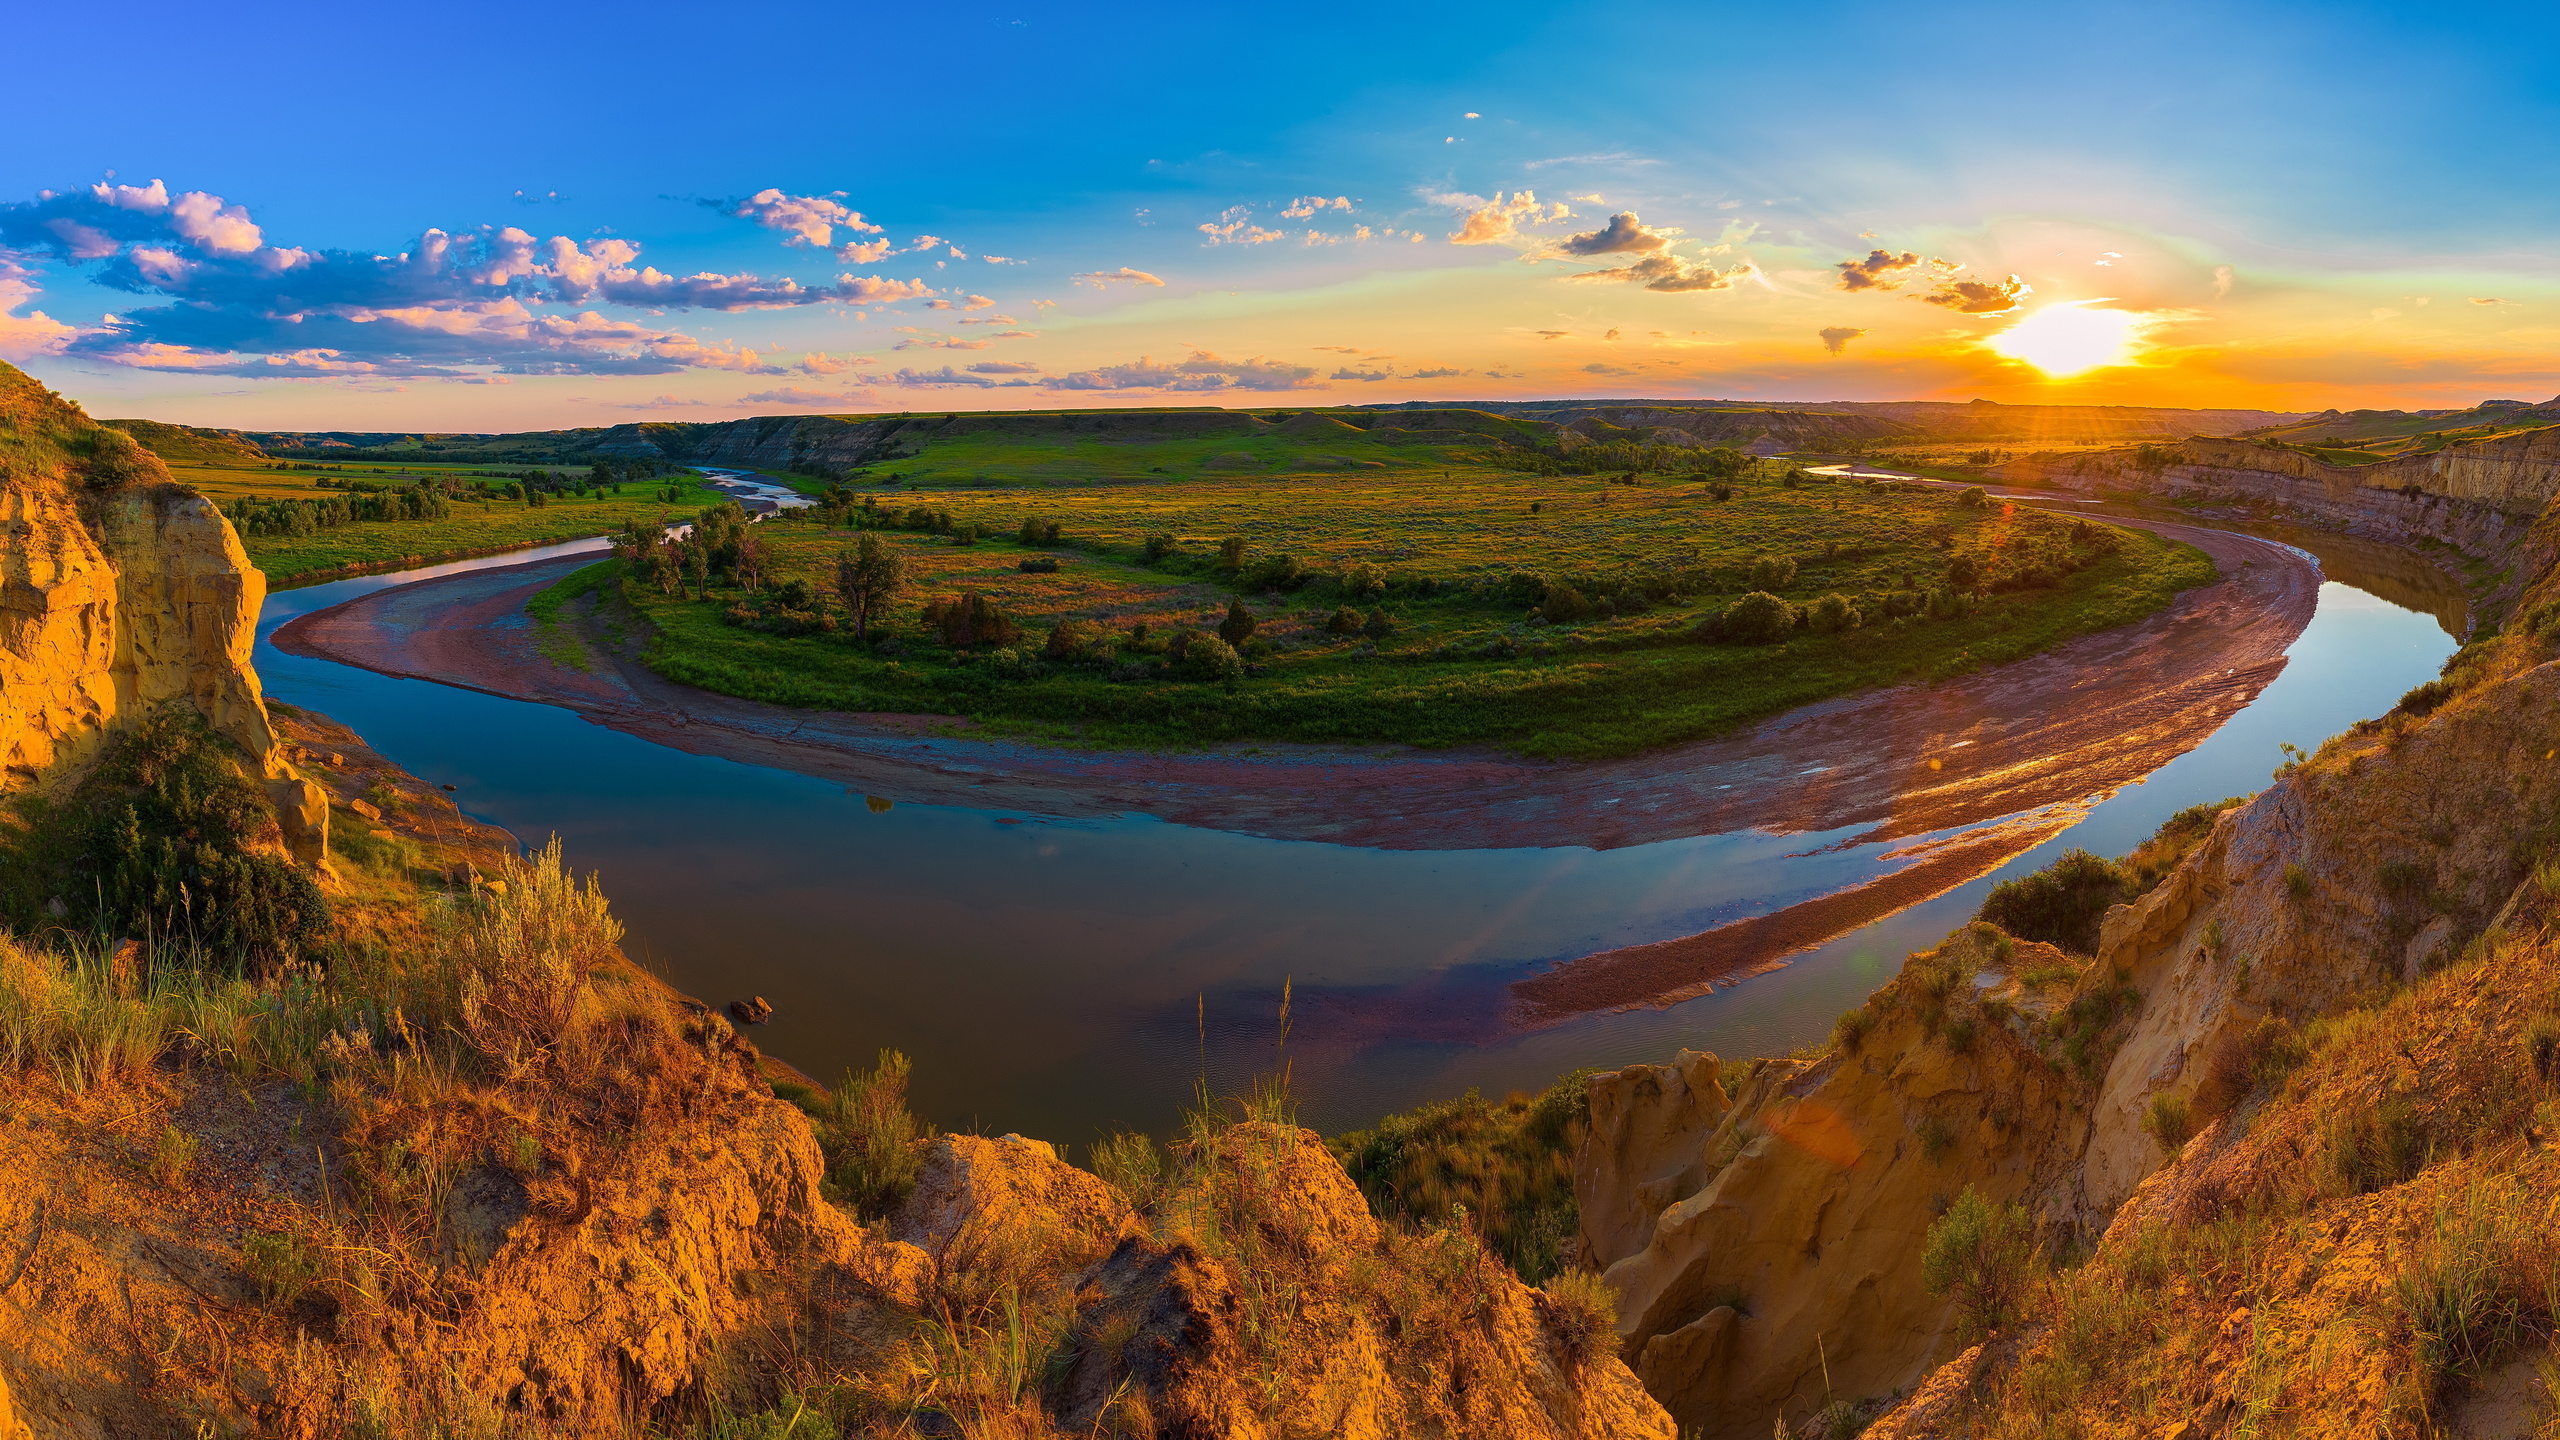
[252,512,2458,1144]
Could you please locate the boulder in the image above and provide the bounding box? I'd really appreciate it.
[893,1133,1132,1267]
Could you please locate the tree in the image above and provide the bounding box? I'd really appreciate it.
[1922,1187,2037,1342]
[1719,591,1798,644]
[1217,535,1248,570]
[1361,607,1394,640]
[1218,598,1258,647]
[834,533,905,641]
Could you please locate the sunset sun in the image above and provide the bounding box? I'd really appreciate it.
[1985,300,2153,377]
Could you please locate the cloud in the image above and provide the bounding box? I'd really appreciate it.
[968,361,1041,374]
[1071,267,1165,288]
[513,189,569,206]
[2471,296,2509,305]
[738,384,876,407]
[1563,253,1751,293]
[1331,365,1396,381]
[982,254,1022,264]
[0,179,949,379]
[1835,249,1923,292]
[1281,196,1353,219]
[891,364,1038,389]
[1407,366,1467,379]
[1583,362,1634,375]
[1445,190,1570,246]
[1044,349,1321,393]
[1923,275,2033,315]
[957,314,1019,326]
[625,394,717,409]
[2213,265,2235,298]
[1199,207,1285,245]
[0,265,74,361]
[1552,211,1674,257]
[796,351,875,376]
[712,188,882,250]
[990,330,1040,339]
[1818,326,1865,355]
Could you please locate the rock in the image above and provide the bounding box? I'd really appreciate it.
[1578,1049,1730,1270]
[727,996,774,1026]
[444,1164,532,1270]
[268,774,331,868]
[893,1133,1131,1266]
[348,797,383,822]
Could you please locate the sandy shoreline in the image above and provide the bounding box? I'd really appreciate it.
[273,517,2318,1020]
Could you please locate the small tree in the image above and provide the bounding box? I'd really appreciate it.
[1177,633,1244,682]
[1219,598,1258,647]
[833,533,906,642]
[1719,591,1798,644]
[1806,593,1862,634]
[1326,606,1361,636]
[1217,535,1248,571]
[1042,618,1090,662]
[1143,532,1177,563]
[1361,606,1394,640]
[1922,1187,2037,1342]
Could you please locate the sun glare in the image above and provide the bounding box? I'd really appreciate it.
[1984,301,2150,377]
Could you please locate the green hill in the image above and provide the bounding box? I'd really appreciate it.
[100,417,269,465]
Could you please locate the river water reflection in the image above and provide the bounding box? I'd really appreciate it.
[255,532,2456,1143]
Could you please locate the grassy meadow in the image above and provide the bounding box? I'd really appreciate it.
[597,461,2216,759]
[859,408,1554,485]
[159,455,747,586]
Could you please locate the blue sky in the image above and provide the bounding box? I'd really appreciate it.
[4,0,2555,428]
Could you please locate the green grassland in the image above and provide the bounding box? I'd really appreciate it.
[848,407,1558,487]
[158,456,738,586]
[596,464,2216,759]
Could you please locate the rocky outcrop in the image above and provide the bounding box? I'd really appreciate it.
[1993,430,2560,607]
[1587,931,2088,1439]
[0,362,323,861]
[1579,496,2560,1432]
[1576,1049,1731,1271]
[894,1132,1132,1264]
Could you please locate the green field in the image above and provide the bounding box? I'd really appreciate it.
[586,464,2215,759]
[856,408,1557,485]
[157,456,746,586]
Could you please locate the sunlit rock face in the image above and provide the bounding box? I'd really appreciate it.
[0,360,321,860]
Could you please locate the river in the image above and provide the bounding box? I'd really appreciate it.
[251,522,2458,1146]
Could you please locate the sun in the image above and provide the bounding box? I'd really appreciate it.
[1984,301,2151,377]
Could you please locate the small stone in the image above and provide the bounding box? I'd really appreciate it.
[728,996,775,1025]
[348,799,383,822]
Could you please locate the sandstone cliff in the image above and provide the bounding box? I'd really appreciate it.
[1582,460,2560,1434]
[0,361,324,861]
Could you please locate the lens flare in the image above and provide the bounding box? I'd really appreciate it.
[1984,301,2153,377]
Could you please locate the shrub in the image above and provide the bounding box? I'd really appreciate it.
[2529,1017,2560,1084]
[1746,555,1797,590]
[1177,634,1244,683]
[1539,583,1595,623]
[1719,591,1798,645]
[1540,1269,1619,1369]
[1218,598,1258,647]
[243,1230,323,1309]
[1016,556,1059,573]
[1922,1187,2037,1341]
[1979,848,2129,954]
[1338,561,1388,599]
[1142,531,1177,563]
[1362,607,1395,641]
[1243,552,1304,591]
[2284,863,2312,900]
[1806,593,1863,634]
[1326,606,1361,636]
[151,1124,200,1185]
[2322,1090,2424,1195]
[1832,1006,1873,1054]
[1216,535,1248,570]
[1708,482,1734,501]
[1041,619,1092,663]
[2142,1092,2194,1152]
[785,1049,933,1221]
[1957,486,1990,508]
[1915,1115,1955,1163]
[0,708,329,964]
[1016,516,1063,546]
[921,590,1020,649]
[1089,1131,1162,1206]
[2400,678,2456,716]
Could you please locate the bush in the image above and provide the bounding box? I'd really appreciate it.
[1339,561,1388,599]
[1016,556,1059,573]
[1539,583,1595,623]
[1806,593,1863,634]
[1719,591,1798,645]
[920,590,1020,649]
[1218,598,1258,647]
[1922,1187,2037,1341]
[1957,486,1990,508]
[784,1049,934,1221]
[1243,552,1304,591]
[2400,678,2456,716]
[2143,1092,2194,1152]
[1016,516,1063,546]
[1142,531,1177,563]
[1746,555,1797,590]
[1362,607,1395,641]
[1177,633,1244,683]
[1216,535,1248,570]
[1326,606,1362,636]
[2321,1090,2424,1195]
[1978,849,2130,955]
[0,708,329,964]
[243,1230,323,1309]
[1041,619,1092,663]
[1540,1269,1620,1369]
